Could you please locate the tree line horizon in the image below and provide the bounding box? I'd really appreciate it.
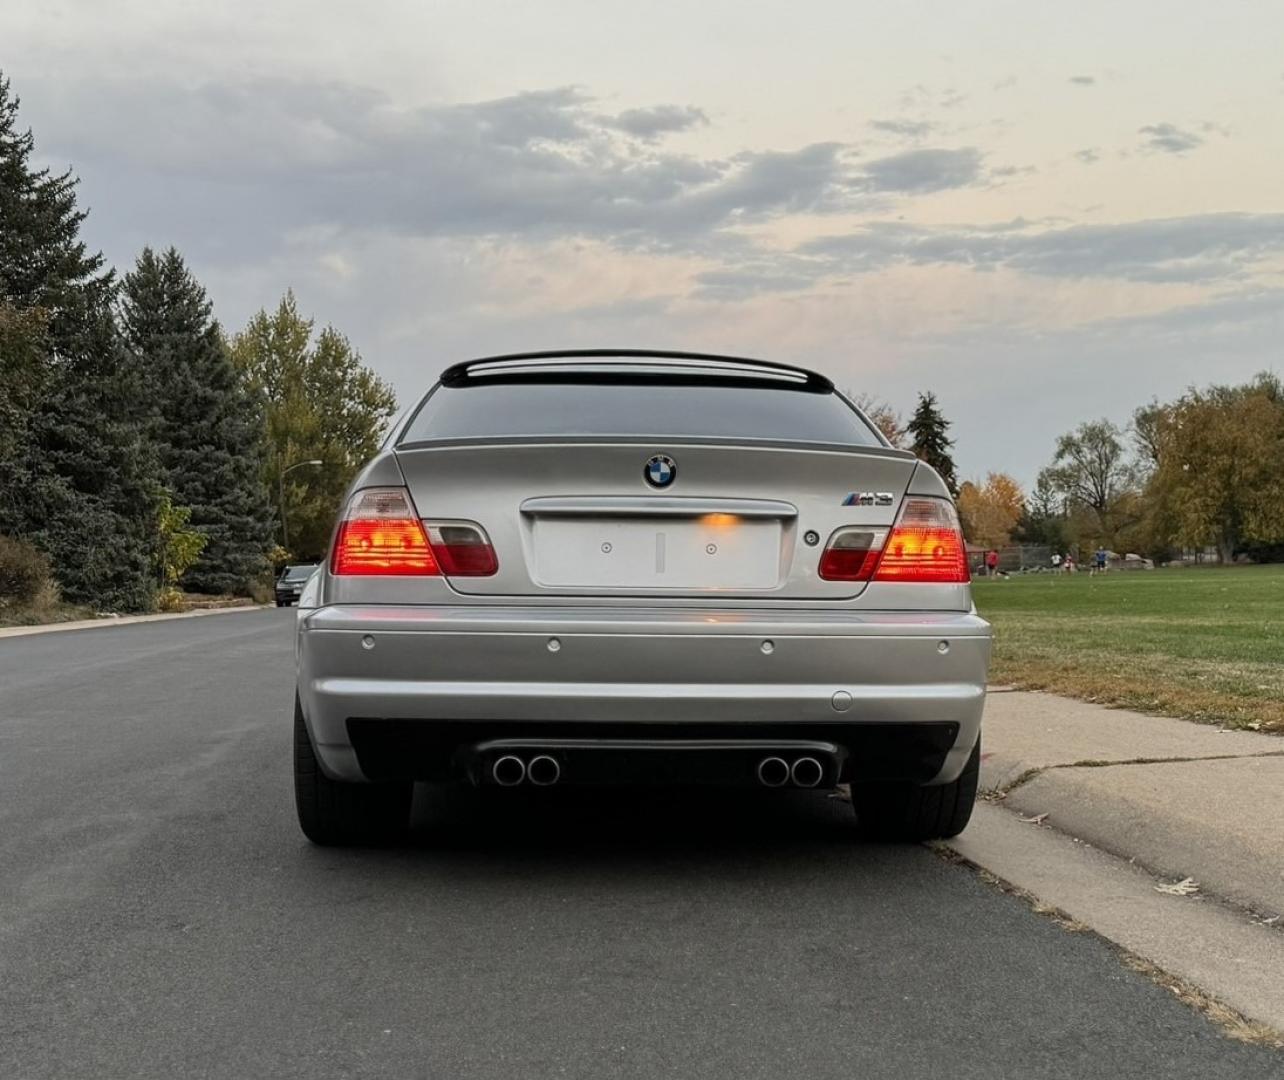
[863,378,1284,566]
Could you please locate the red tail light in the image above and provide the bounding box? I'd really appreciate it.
[330,488,499,577]
[332,489,438,576]
[873,498,968,583]
[818,528,887,581]
[817,498,967,584]
[424,523,499,577]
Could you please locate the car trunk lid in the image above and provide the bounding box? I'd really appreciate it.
[393,440,918,599]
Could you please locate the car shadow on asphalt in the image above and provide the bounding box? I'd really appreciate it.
[401,783,865,857]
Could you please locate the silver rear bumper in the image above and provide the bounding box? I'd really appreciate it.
[297,604,991,785]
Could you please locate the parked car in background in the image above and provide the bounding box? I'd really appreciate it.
[275,564,319,607]
[293,350,991,845]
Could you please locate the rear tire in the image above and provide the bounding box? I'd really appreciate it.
[293,695,411,846]
[853,735,980,842]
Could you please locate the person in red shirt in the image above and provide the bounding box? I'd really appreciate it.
[985,549,999,578]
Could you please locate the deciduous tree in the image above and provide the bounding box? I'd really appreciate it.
[849,392,904,447]
[153,492,208,610]
[1145,375,1284,564]
[957,472,1025,548]
[1037,419,1139,547]
[231,293,398,559]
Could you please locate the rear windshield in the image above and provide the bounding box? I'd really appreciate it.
[283,565,316,580]
[400,382,879,446]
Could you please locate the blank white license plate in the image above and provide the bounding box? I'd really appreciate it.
[533,517,781,589]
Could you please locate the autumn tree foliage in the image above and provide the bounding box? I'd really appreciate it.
[849,392,904,446]
[957,473,1025,548]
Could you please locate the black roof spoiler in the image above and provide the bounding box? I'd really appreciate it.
[438,349,834,394]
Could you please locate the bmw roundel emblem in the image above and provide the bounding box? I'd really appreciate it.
[644,454,677,488]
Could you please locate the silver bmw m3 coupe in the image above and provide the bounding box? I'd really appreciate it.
[293,351,991,845]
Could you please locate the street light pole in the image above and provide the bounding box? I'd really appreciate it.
[279,458,323,551]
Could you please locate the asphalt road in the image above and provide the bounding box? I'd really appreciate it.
[2,611,1280,1079]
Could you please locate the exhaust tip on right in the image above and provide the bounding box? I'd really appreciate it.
[492,754,526,787]
[527,754,561,786]
[756,756,790,788]
[791,756,824,788]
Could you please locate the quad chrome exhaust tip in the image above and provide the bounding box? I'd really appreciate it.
[756,756,790,788]
[757,755,827,788]
[790,756,824,789]
[490,753,561,786]
[492,754,527,787]
[527,754,562,787]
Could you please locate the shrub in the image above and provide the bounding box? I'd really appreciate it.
[156,587,186,613]
[155,492,208,594]
[0,534,53,604]
[247,578,274,605]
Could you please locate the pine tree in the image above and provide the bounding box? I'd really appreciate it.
[906,392,959,496]
[0,303,49,521]
[0,73,162,610]
[120,248,274,594]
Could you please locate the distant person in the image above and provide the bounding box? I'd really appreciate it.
[1094,546,1108,574]
[1051,552,1062,572]
[1064,554,1075,573]
[985,549,999,578]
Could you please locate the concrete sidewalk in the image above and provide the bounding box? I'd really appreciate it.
[981,690,1284,917]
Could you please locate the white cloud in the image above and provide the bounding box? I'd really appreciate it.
[860,147,984,193]
[801,213,1284,284]
[605,104,708,140]
[1138,122,1204,155]
[868,118,934,138]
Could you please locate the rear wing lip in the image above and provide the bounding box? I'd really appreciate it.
[437,349,835,394]
[394,433,917,460]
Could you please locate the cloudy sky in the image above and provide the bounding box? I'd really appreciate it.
[7,1,1283,484]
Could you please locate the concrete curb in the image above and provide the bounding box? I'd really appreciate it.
[946,803,1284,1037]
[0,604,272,639]
[1001,758,1284,918]
[979,689,1284,922]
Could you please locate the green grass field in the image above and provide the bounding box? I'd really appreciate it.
[972,564,1284,733]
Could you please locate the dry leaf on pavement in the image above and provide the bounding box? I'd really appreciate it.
[1154,877,1200,896]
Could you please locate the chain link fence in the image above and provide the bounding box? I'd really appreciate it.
[967,544,1055,574]
[967,544,1161,575]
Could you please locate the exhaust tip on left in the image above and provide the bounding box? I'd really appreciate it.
[756,756,790,787]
